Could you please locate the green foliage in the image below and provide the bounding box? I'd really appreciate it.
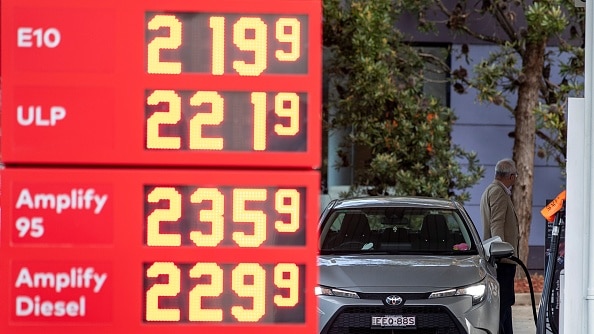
[323,0,484,202]
[471,43,521,107]
[525,2,568,43]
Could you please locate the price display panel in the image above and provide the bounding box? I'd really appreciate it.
[0,0,321,168]
[0,168,319,334]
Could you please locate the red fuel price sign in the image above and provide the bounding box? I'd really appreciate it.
[0,1,321,334]
[0,168,319,334]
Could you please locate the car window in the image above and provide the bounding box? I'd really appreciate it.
[319,207,476,254]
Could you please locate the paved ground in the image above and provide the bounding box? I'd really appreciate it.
[513,304,537,334]
[513,293,541,334]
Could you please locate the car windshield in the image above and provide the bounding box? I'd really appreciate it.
[319,207,477,255]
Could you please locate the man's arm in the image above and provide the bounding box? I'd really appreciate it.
[488,188,508,241]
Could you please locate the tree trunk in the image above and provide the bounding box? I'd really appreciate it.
[512,40,546,276]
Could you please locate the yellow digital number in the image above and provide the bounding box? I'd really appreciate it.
[233,17,267,76]
[146,90,182,149]
[232,189,267,247]
[147,187,182,246]
[274,263,299,307]
[274,93,300,136]
[251,92,267,151]
[189,263,224,321]
[190,188,225,247]
[147,15,182,74]
[275,18,301,62]
[189,91,224,150]
[231,263,266,322]
[252,92,300,151]
[146,262,181,321]
[274,189,300,233]
[209,17,225,75]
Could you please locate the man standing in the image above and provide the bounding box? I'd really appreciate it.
[480,158,520,334]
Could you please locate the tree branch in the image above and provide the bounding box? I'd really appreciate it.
[536,129,566,158]
[432,0,510,45]
[418,51,452,77]
[492,1,519,43]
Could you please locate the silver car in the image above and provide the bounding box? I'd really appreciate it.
[317,196,514,334]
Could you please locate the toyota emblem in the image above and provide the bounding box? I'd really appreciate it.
[385,295,403,306]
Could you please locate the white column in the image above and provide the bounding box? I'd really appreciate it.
[565,97,588,333]
[584,0,594,331]
[564,0,594,330]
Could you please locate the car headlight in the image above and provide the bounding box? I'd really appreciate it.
[315,286,360,299]
[429,280,487,305]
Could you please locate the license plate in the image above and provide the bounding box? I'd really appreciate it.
[371,315,416,328]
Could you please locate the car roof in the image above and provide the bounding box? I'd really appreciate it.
[327,196,460,210]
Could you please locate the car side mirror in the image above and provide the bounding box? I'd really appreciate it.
[488,241,514,264]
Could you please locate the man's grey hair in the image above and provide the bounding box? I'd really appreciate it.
[495,158,516,177]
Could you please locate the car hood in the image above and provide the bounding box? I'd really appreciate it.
[318,254,488,292]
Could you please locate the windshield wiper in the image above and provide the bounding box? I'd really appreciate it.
[319,249,383,255]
